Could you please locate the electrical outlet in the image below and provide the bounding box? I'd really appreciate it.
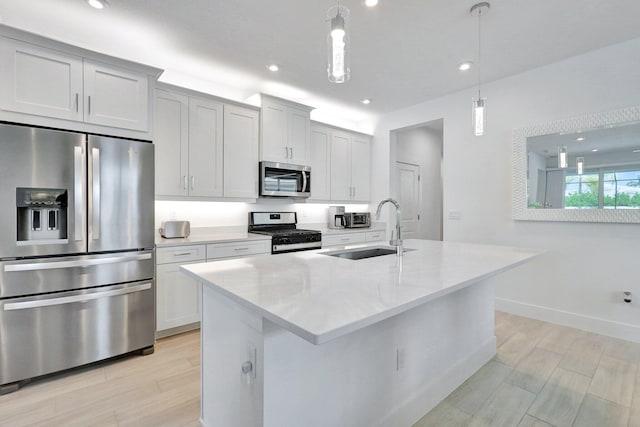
[396,348,405,371]
[448,210,461,220]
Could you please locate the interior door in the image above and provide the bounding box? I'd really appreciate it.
[396,162,420,239]
[88,135,154,252]
[0,124,86,259]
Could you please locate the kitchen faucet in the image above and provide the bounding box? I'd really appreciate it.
[375,198,403,257]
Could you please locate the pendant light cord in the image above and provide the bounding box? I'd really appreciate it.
[477,6,482,99]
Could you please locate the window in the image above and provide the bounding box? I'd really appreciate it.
[565,167,640,209]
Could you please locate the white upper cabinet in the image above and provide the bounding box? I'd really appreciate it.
[260,95,312,164]
[224,104,259,198]
[188,97,224,198]
[155,89,189,197]
[83,60,149,131]
[350,135,371,202]
[309,124,331,201]
[154,84,259,200]
[0,38,83,121]
[0,30,160,137]
[330,129,371,202]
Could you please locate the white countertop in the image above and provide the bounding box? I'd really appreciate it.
[155,227,271,247]
[181,239,542,344]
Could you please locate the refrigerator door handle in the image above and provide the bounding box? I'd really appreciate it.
[91,147,101,240]
[4,252,153,272]
[3,282,152,311]
[74,145,84,241]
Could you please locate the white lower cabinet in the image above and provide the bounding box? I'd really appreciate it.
[322,230,385,247]
[156,239,270,337]
[156,245,206,337]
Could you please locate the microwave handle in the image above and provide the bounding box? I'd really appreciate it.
[302,170,308,192]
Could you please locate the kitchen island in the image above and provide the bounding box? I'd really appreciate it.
[181,239,541,427]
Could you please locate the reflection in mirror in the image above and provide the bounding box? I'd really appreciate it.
[512,105,640,223]
[527,121,640,210]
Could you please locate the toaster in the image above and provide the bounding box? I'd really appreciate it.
[160,220,191,238]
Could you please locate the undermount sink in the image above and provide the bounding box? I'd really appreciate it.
[322,246,415,260]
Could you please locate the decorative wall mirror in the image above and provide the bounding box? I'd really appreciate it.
[513,106,640,223]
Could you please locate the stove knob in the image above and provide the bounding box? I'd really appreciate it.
[281,237,290,244]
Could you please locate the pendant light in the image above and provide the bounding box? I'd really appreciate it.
[327,3,350,83]
[470,2,490,136]
[558,146,568,169]
[576,157,584,175]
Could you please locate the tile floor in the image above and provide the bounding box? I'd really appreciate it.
[414,312,640,427]
[0,312,638,426]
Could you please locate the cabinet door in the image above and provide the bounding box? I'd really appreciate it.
[156,261,202,331]
[330,130,351,201]
[155,89,189,197]
[288,106,310,163]
[188,97,223,197]
[309,124,331,200]
[260,99,287,162]
[350,136,371,202]
[0,38,83,121]
[83,60,149,131]
[224,105,259,198]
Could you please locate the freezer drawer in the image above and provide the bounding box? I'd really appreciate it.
[0,250,154,298]
[0,280,154,386]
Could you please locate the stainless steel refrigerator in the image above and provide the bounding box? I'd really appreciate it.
[0,123,155,394]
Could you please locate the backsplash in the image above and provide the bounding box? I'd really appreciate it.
[155,200,370,228]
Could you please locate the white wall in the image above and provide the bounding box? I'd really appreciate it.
[395,125,443,240]
[372,37,640,342]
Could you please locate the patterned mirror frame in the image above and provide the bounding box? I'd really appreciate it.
[513,105,640,223]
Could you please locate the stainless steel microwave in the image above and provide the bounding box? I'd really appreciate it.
[259,161,311,198]
[344,212,371,228]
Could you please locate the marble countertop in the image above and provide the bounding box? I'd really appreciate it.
[156,224,386,247]
[181,239,542,345]
[155,227,271,247]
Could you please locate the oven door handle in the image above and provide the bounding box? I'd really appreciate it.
[3,253,152,272]
[3,282,152,311]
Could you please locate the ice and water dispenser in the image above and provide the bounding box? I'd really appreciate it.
[16,188,68,242]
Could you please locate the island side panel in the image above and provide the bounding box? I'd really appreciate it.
[201,285,265,427]
[261,278,497,427]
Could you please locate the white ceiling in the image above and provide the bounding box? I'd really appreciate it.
[2,0,640,130]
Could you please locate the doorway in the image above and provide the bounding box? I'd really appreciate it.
[391,120,443,241]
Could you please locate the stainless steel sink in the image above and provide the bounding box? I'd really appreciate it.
[322,246,414,260]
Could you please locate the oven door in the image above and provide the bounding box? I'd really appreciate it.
[259,161,311,198]
[0,280,154,386]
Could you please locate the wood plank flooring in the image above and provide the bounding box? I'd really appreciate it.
[1,312,638,427]
[415,312,640,427]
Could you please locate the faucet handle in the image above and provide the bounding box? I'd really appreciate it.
[389,230,399,247]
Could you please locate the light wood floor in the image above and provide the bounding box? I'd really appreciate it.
[1,313,638,426]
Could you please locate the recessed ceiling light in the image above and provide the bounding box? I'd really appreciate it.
[267,64,279,72]
[87,0,109,9]
[592,149,598,152]
[361,98,372,105]
[458,62,473,71]
[633,149,640,153]
[365,0,379,6]
[576,137,585,141]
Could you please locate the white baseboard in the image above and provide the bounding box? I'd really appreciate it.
[496,297,640,343]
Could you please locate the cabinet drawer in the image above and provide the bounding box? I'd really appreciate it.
[322,233,366,247]
[206,240,270,260]
[156,245,206,264]
[365,231,385,242]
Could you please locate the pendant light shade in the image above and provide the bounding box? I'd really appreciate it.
[472,97,486,137]
[576,157,584,174]
[327,4,350,83]
[470,2,490,136]
[558,146,568,169]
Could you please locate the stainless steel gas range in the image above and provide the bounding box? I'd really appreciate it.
[248,212,321,254]
[0,123,155,394]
